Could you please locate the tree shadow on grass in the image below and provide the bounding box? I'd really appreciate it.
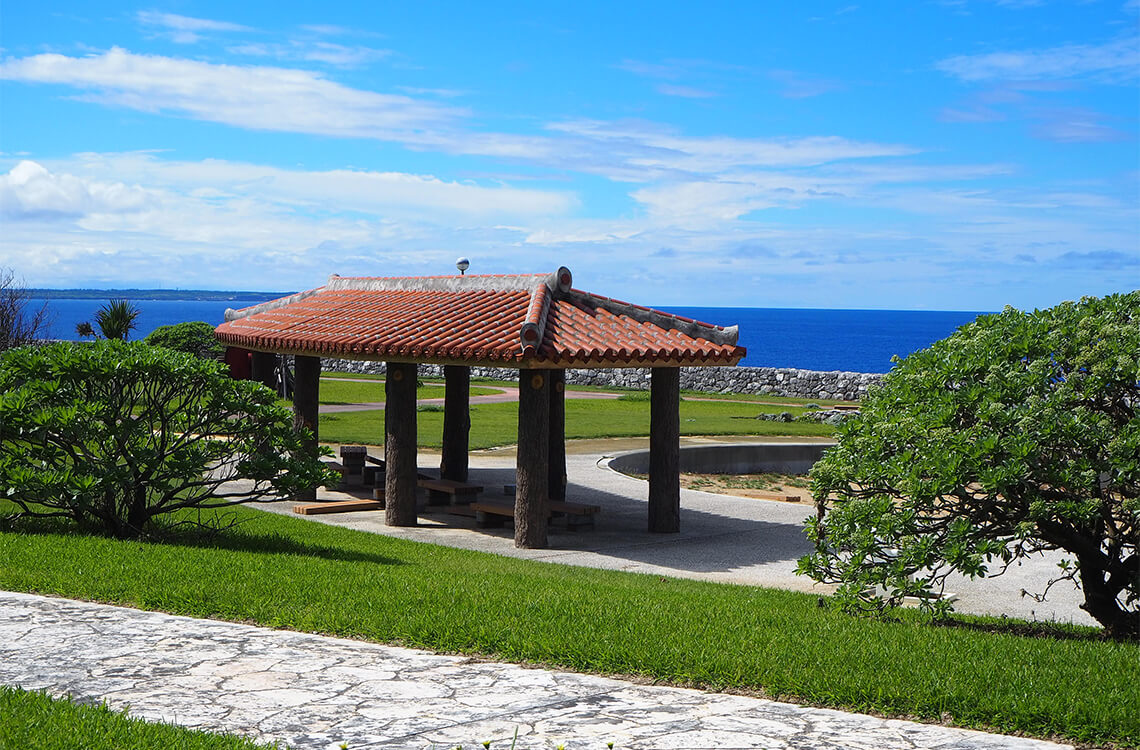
[0,512,404,567]
[934,615,1110,642]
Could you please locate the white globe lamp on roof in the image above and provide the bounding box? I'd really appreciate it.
[456,257,470,275]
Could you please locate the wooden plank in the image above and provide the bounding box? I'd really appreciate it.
[293,500,383,515]
[750,491,802,503]
[417,478,484,493]
[470,501,514,516]
[549,500,600,516]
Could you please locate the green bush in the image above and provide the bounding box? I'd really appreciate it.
[0,341,334,539]
[798,292,1139,639]
[144,320,225,360]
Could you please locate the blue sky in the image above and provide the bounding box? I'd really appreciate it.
[1,1,1137,309]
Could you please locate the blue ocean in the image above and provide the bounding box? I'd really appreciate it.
[32,297,989,374]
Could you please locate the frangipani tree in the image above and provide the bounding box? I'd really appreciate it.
[798,292,1139,639]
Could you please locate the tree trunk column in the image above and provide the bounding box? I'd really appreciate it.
[250,351,277,389]
[548,369,566,502]
[292,355,321,502]
[516,368,550,548]
[385,362,418,527]
[649,366,680,533]
[440,365,470,483]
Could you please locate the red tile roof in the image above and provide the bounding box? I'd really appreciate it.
[215,267,745,368]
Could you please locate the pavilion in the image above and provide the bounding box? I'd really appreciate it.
[214,267,745,549]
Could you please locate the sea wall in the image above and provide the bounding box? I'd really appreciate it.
[321,359,882,401]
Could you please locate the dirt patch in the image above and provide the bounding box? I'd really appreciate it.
[627,470,812,502]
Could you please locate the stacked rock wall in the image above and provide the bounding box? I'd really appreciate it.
[321,359,882,402]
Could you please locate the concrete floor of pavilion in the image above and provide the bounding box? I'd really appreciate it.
[259,435,1095,629]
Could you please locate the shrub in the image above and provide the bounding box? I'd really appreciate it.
[0,341,334,539]
[145,321,225,360]
[798,293,1139,639]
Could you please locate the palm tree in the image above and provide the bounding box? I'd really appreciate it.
[94,299,141,341]
[75,321,95,338]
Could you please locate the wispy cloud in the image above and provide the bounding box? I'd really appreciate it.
[0,48,462,140]
[655,84,717,99]
[228,41,392,67]
[1030,107,1134,143]
[767,70,843,99]
[0,50,919,184]
[136,10,253,44]
[937,35,1140,83]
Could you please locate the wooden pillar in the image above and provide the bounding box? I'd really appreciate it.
[516,368,550,548]
[292,355,321,502]
[547,369,566,502]
[385,362,418,527]
[649,366,681,533]
[440,365,470,483]
[250,351,277,389]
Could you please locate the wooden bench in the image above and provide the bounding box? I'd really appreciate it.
[549,500,601,530]
[750,491,802,503]
[293,499,383,515]
[469,500,601,530]
[418,478,483,506]
[470,500,514,528]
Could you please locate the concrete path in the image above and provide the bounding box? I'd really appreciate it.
[267,438,1092,628]
[1,591,1071,750]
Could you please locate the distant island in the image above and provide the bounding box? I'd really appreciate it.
[29,289,290,302]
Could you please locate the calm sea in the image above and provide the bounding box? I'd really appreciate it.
[32,297,989,374]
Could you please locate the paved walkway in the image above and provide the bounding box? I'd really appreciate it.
[1,592,1071,750]
[266,439,1092,628]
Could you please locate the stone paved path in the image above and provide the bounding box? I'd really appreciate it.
[2,592,1070,750]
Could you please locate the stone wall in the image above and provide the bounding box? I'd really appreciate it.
[322,358,882,402]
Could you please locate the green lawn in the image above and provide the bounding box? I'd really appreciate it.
[318,397,835,448]
[1,506,1135,747]
[1,686,279,750]
[314,377,498,405]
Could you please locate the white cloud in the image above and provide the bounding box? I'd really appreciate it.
[0,48,462,140]
[60,152,576,218]
[136,11,253,44]
[546,120,920,176]
[937,36,1140,83]
[767,70,843,99]
[0,160,155,219]
[227,41,392,67]
[655,84,718,99]
[0,49,922,185]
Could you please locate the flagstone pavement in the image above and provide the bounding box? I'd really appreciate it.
[1,591,1071,750]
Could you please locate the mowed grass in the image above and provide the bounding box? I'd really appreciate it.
[1,686,279,750]
[1,505,1136,747]
[313,378,499,405]
[319,397,834,448]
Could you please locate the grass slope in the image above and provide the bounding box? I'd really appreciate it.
[320,398,834,449]
[2,506,1135,747]
[0,686,278,750]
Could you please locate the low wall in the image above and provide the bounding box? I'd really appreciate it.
[608,442,835,477]
[321,359,882,401]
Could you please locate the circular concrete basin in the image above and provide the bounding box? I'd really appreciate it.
[607,441,836,476]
